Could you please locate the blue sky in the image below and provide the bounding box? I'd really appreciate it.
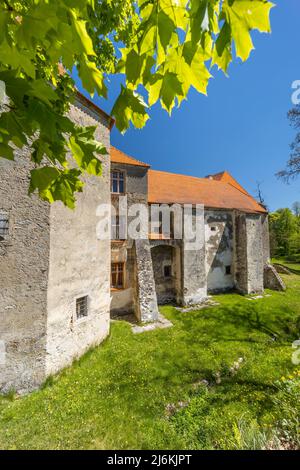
[75,0,299,212]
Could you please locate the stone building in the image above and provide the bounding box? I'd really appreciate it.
[0,94,113,394]
[0,96,277,394]
[110,148,273,323]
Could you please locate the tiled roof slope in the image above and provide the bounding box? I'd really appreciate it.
[207,171,250,196]
[111,146,150,168]
[148,169,266,214]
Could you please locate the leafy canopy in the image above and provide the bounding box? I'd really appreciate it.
[277,106,300,183]
[0,0,274,208]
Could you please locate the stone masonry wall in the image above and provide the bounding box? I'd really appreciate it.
[182,209,207,305]
[151,243,178,304]
[45,98,111,376]
[261,214,271,266]
[135,239,159,322]
[0,150,50,394]
[205,210,234,293]
[110,163,160,321]
[234,212,264,294]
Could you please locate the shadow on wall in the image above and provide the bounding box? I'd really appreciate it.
[151,244,180,305]
[206,217,234,294]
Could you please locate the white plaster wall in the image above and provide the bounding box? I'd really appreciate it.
[45,101,111,376]
[205,211,234,292]
[111,288,134,313]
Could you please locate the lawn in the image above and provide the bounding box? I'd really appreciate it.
[0,269,300,449]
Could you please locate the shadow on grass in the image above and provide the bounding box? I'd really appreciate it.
[170,301,300,345]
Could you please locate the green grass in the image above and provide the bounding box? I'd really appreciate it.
[1,268,300,449]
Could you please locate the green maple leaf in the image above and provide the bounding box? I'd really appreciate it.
[78,55,107,98]
[112,86,149,132]
[148,71,184,113]
[222,0,274,61]
[212,22,232,72]
[0,142,14,160]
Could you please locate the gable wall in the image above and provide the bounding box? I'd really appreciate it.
[45,99,111,376]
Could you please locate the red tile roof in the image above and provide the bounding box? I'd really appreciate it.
[110,146,150,168]
[207,171,250,196]
[110,146,266,213]
[148,169,266,214]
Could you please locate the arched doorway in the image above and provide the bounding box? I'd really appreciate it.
[150,244,181,305]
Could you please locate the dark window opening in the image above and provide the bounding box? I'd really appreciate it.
[111,263,125,289]
[164,265,172,278]
[0,213,9,241]
[111,171,125,194]
[225,265,232,275]
[76,296,88,319]
[211,226,217,232]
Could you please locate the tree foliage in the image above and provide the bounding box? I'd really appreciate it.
[269,205,300,261]
[0,0,274,208]
[277,106,300,183]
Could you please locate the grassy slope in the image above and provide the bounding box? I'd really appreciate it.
[0,270,300,449]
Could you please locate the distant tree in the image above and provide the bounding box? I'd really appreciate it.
[277,106,300,182]
[269,207,298,259]
[292,201,300,217]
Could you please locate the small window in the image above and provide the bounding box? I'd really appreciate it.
[0,213,9,241]
[111,214,120,240]
[111,263,125,289]
[111,214,126,240]
[164,265,172,278]
[225,265,231,275]
[211,226,217,232]
[76,296,88,319]
[111,170,125,194]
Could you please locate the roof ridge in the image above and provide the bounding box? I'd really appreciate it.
[148,169,267,214]
[111,146,150,168]
[149,168,212,183]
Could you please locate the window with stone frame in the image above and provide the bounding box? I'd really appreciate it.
[111,262,125,289]
[0,212,9,241]
[76,296,88,319]
[111,170,125,194]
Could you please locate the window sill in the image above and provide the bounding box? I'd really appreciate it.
[111,287,126,292]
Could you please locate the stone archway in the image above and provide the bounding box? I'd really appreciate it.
[150,243,181,305]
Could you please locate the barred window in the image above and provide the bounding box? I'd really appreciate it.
[0,213,9,241]
[111,170,125,194]
[111,263,125,289]
[76,296,88,319]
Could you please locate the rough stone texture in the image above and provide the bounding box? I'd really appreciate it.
[109,163,162,321]
[132,313,173,334]
[0,96,111,393]
[273,263,291,275]
[181,210,207,305]
[0,150,50,394]
[261,214,271,265]
[264,264,286,291]
[205,211,234,293]
[151,243,181,304]
[135,239,159,322]
[234,212,264,294]
[45,99,111,377]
